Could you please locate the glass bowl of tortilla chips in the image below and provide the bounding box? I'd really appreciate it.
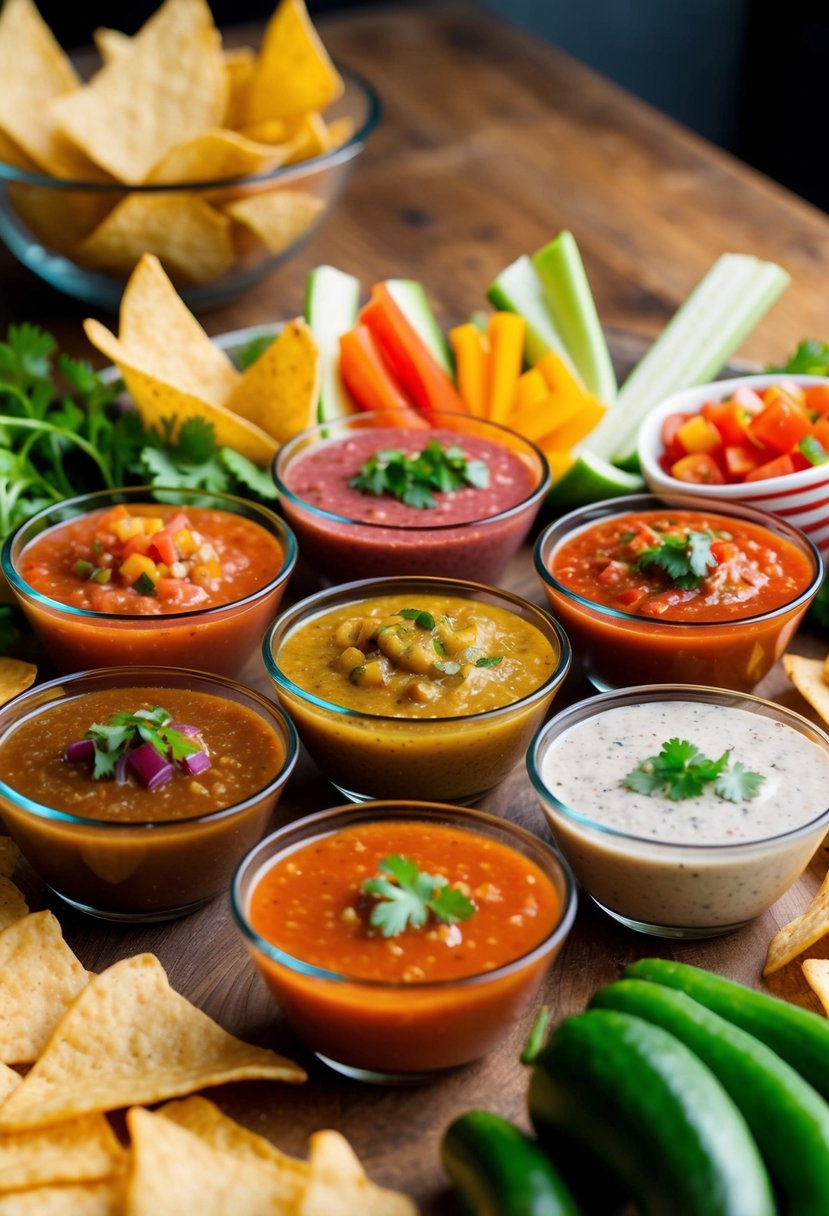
[0,0,380,309]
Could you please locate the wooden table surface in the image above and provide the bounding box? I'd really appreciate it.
[3,3,829,1211]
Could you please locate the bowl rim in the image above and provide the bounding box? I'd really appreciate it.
[272,410,552,533]
[263,573,572,724]
[637,372,829,496]
[533,491,823,630]
[0,665,299,828]
[527,682,829,852]
[0,66,381,192]
[230,799,578,990]
[1,484,298,623]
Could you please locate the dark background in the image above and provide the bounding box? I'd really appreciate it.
[37,0,829,215]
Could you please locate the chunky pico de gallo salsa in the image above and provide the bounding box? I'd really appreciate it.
[551,509,814,623]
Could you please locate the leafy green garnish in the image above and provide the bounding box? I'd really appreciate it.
[769,339,829,377]
[83,705,202,781]
[349,439,490,509]
[476,655,503,668]
[636,530,718,590]
[398,608,435,630]
[624,737,766,803]
[360,855,476,938]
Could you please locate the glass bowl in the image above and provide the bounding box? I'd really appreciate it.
[273,410,551,586]
[534,492,822,692]
[1,486,297,677]
[263,575,571,803]
[528,684,829,939]
[231,801,577,1083]
[0,666,298,922]
[0,69,380,310]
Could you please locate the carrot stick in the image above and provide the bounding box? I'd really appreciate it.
[338,326,428,427]
[449,323,488,415]
[487,312,525,424]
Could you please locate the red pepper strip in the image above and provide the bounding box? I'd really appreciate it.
[360,283,470,414]
[338,326,428,427]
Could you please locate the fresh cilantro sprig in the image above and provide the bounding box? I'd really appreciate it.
[624,737,766,803]
[350,440,490,509]
[360,855,476,937]
[769,339,829,377]
[636,530,718,590]
[85,706,201,780]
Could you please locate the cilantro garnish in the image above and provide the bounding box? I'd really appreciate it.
[476,655,503,668]
[398,608,435,630]
[624,737,766,803]
[769,339,829,377]
[349,440,490,509]
[361,855,476,937]
[83,706,201,781]
[636,530,718,590]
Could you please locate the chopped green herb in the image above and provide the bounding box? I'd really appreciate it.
[90,567,111,585]
[398,608,435,630]
[132,572,156,597]
[624,737,765,802]
[81,705,202,781]
[73,559,94,579]
[476,655,503,668]
[636,530,718,590]
[769,339,829,377]
[361,854,476,938]
[349,439,491,510]
[433,637,446,656]
[349,665,367,684]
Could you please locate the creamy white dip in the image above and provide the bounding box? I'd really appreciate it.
[537,699,829,932]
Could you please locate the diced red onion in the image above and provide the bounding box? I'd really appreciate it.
[65,739,95,765]
[114,751,130,786]
[182,750,211,776]
[170,724,201,738]
[128,742,174,791]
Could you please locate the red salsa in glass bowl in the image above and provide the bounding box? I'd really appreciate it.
[535,494,822,692]
[2,487,296,676]
[273,411,550,585]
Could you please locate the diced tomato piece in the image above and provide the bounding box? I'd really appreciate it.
[675,415,722,455]
[121,533,151,558]
[616,587,645,608]
[813,417,829,449]
[155,579,210,607]
[723,443,768,480]
[744,453,797,482]
[710,540,739,564]
[147,529,177,566]
[702,401,752,447]
[804,385,829,416]
[660,412,692,464]
[165,513,191,535]
[597,561,627,586]
[790,448,813,472]
[748,397,812,454]
[670,453,725,485]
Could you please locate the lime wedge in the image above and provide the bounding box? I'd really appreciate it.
[546,452,644,509]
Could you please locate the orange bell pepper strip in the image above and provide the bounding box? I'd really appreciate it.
[338,326,428,428]
[748,397,811,454]
[360,284,469,414]
[449,323,488,415]
[487,312,525,424]
[513,368,548,414]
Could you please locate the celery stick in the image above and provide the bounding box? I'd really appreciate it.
[385,279,453,375]
[580,254,789,464]
[305,264,360,422]
[531,231,617,404]
[487,254,577,371]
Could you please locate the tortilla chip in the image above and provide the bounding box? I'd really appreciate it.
[0,879,28,934]
[53,0,227,184]
[0,0,93,177]
[148,129,290,185]
[0,659,36,707]
[0,1064,21,1105]
[0,839,18,879]
[279,112,333,166]
[238,120,290,145]
[242,0,343,125]
[225,189,322,255]
[782,653,829,725]
[125,1107,300,1215]
[0,1114,123,1194]
[92,26,131,64]
[0,1177,122,1216]
[77,193,234,285]
[803,957,829,1014]
[0,954,304,1131]
[764,869,829,976]
[7,183,116,255]
[0,910,89,1064]
[83,319,276,467]
[0,129,38,172]
[158,1097,309,1181]
[223,46,256,130]
[300,1130,418,1216]
[224,317,318,443]
[116,253,240,403]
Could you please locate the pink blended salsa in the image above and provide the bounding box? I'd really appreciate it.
[280,428,542,582]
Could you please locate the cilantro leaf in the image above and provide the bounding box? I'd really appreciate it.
[398,609,436,630]
[220,448,278,499]
[361,854,476,938]
[350,442,491,510]
[624,738,765,803]
[637,531,717,590]
[715,762,767,803]
[79,707,203,783]
[769,339,829,377]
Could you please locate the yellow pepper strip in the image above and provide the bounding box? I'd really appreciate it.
[537,392,606,452]
[676,415,721,454]
[509,390,578,444]
[112,517,145,543]
[119,553,158,585]
[449,323,488,415]
[487,312,525,424]
[535,350,588,403]
[513,368,548,415]
[139,517,165,536]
